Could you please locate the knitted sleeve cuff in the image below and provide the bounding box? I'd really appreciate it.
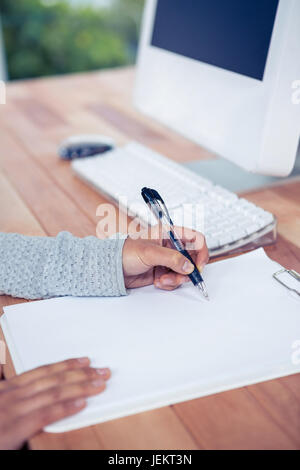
[44,232,127,298]
[0,232,127,300]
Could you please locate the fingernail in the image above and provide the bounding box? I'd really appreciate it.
[92,379,104,387]
[182,260,194,273]
[162,277,175,286]
[96,368,109,376]
[77,357,90,364]
[74,398,86,408]
[155,281,162,289]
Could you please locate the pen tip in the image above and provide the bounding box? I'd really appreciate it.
[197,282,210,301]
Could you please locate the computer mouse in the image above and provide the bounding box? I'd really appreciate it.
[58,134,115,160]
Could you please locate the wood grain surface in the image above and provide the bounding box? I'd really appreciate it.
[0,68,299,450]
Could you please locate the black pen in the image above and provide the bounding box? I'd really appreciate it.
[141,187,209,300]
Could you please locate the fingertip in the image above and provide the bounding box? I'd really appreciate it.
[92,378,106,389]
[154,280,176,291]
[161,276,176,287]
[64,398,87,415]
[73,398,87,409]
[96,367,111,380]
[175,273,189,285]
[197,261,209,273]
[76,357,90,365]
[160,275,185,291]
[196,251,209,271]
[182,260,194,274]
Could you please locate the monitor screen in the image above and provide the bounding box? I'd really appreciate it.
[151,0,279,81]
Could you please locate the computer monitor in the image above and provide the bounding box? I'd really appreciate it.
[134,0,300,177]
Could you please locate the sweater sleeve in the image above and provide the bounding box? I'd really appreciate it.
[0,232,127,300]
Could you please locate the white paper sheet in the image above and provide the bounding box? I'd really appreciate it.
[1,249,299,433]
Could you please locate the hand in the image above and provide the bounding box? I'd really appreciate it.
[0,357,110,450]
[123,226,209,290]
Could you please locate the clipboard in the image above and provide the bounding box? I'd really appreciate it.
[273,269,300,297]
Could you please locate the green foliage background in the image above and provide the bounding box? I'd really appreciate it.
[0,0,145,79]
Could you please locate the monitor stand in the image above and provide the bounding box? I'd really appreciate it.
[184,143,300,195]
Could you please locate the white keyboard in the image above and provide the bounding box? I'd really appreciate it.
[72,142,276,257]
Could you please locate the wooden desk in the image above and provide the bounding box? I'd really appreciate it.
[0,68,299,450]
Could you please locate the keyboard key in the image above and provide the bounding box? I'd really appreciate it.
[229,229,247,242]
[219,234,234,246]
[206,236,219,250]
[245,223,261,235]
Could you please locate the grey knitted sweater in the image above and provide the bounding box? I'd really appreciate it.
[0,232,127,300]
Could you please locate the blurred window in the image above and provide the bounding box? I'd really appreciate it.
[0,0,144,80]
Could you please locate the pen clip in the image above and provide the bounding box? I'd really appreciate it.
[141,187,174,226]
[154,199,173,225]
